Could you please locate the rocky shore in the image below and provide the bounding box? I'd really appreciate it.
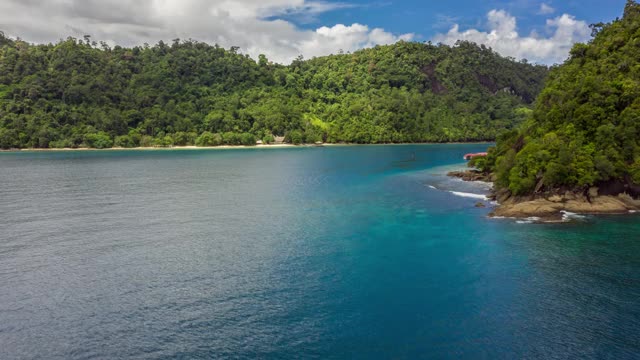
[492,192,640,221]
[448,170,640,221]
[447,170,493,183]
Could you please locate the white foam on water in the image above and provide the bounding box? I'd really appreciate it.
[560,210,587,222]
[427,185,436,189]
[449,191,488,200]
[473,181,493,189]
[516,217,541,224]
[630,210,638,214]
[491,216,542,224]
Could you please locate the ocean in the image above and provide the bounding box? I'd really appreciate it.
[1,144,639,359]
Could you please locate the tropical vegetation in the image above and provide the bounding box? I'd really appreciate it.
[0,31,547,149]
[483,0,640,196]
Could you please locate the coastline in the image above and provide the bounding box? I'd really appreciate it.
[448,170,640,221]
[0,144,315,152]
[0,142,493,153]
[491,193,640,221]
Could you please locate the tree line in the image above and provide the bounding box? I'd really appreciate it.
[0,31,548,149]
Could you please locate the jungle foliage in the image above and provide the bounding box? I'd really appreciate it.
[485,1,640,195]
[0,31,547,149]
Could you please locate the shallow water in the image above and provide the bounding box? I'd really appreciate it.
[1,145,639,359]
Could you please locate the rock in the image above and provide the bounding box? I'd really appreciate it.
[564,196,629,213]
[491,195,635,220]
[548,195,563,203]
[495,188,511,204]
[492,198,563,219]
[447,169,640,220]
[563,191,576,201]
[447,170,492,182]
[618,193,640,209]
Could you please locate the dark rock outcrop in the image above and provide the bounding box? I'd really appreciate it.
[447,170,492,182]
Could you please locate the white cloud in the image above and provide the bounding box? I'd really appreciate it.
[539,3,555,15]
[297,23,413,56]
[0,0,412,64]
[432,10,590,64]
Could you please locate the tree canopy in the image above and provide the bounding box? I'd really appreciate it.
[484,0,640,196]
[0,30,547,149]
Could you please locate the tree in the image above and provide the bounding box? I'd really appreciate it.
[286,130,303,145]
[487,1,640,195]
[84,132,113,149]
[240,132,256,146]
[195,132,222,146]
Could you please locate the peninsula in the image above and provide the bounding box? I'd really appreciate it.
[452,0,640,220]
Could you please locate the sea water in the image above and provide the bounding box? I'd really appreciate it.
[1,144,639,359]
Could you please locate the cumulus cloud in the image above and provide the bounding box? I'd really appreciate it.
[297,23,413,57]
[0,0,412,63]
[432,9,590,64]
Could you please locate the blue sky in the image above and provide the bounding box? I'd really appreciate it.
[295,0,627,41]
[278,0,628,64]
[0,0,630,64]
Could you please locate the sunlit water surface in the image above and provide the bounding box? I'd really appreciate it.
[1,145,639,359]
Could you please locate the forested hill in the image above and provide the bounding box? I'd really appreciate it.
[0,32,547,149]
[484,0,640,197]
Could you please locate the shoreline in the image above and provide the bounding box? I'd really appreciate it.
[491,194,640,221]
[0,144,303,152]
[448,169,640,221]
[0,142,493,153]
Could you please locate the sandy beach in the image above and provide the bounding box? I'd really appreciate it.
[0,142,493,152]
[0,144,317,152]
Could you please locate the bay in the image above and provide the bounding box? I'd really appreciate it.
[1,144,639,359]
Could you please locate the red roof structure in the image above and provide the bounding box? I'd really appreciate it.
[464,152,488,160]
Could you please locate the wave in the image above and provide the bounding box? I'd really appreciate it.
[474,181,494,189]
[630,210,638,214]
[492,216,544,224]
[560,210,587,222]
[449,191,488,200]
[516,217,542,224]
[427,185,437,189]
[493,211,588,224]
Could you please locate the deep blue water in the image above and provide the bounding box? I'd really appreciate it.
[1,144,639,359]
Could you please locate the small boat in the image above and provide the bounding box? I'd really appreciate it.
[463,152,487,160]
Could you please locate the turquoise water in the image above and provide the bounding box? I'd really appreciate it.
[1,144,639,359]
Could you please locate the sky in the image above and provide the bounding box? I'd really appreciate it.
[0,0,629,64]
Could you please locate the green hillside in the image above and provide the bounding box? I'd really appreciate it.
[0,32,547,149]
[485,0,640,197]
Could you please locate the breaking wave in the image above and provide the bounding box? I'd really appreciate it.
[560,211,587,222]
[449,191,488,200]
[516,217,542,224]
